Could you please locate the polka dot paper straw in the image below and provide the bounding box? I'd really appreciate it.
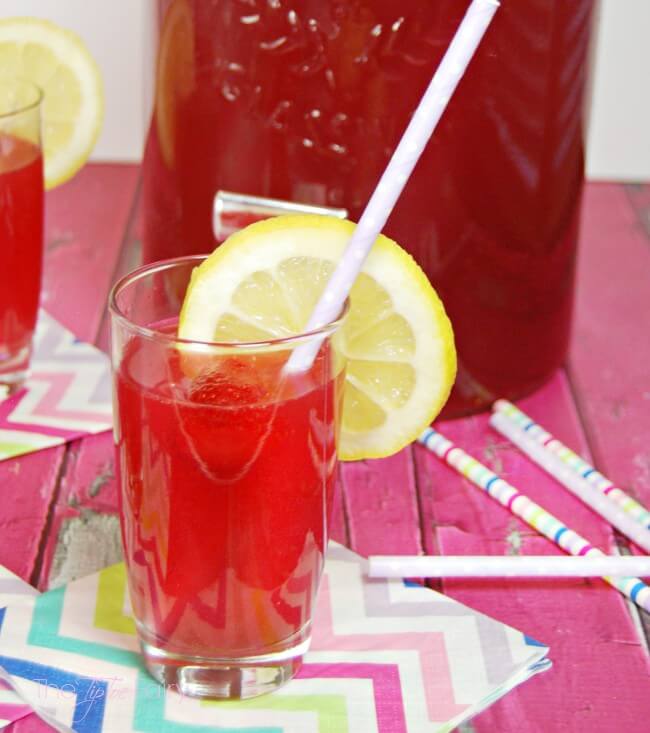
[494,400,650,530]
[418,427,650,614]
[285,0,500,372]
[369,554,650,578]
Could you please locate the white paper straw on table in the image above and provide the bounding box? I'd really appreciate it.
[490,402,650,553]
[369,554,650,579]
[493,400,650,530]
[418,427,650,614]
[286,0,500,373]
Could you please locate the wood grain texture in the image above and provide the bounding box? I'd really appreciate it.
[624,183,650,238]
[37,432,120,589]
[340,450,423,556]
[0,447,64,581]
[42,165,140,341]
[329,472,350,547]
[569,183,650,517]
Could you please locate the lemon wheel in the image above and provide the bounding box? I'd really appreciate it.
[178,215,457,461]
[0,17,103,189]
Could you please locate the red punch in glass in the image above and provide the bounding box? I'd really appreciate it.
[109,256,347,699]
[0,78,44,393]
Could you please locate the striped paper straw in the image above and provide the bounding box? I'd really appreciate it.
[418,427,650,613]
[490,411,650,554]
[369,554,650,578]
[494,400,650,530]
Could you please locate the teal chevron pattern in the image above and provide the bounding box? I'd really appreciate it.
[0,544,550,732]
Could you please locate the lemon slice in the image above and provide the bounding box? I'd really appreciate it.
[179,215,456,460]
[0,17,103,189]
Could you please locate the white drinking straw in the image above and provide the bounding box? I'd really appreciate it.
[489,410,650,554]
[493,399,650,529]
[369,555,650,579]
[286,0,500,372]
[418,427,650,613]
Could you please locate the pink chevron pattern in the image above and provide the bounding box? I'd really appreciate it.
[0,392,81,439]
[0,311,112,462]
[25,372,112,424]
[310,575,467,721]
[0,679,32,729]
[299,663,408,733]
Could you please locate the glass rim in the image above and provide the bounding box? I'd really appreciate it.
[0,77,43,119]
[108,254,349,349]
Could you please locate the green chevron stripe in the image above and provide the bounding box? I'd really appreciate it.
[28,585,139,668]
[0,442,40,458]
[134,671,283,732]
[203,693,348,733]
[94,564,136,636]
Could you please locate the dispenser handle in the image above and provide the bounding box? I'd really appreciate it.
[213,190,348,241]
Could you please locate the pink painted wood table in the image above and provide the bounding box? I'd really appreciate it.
[2,166,649,731]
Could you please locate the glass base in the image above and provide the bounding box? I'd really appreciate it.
[139,633,310,700]
[0,368,28,397]
[0,345,30,396]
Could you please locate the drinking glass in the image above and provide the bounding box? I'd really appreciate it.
[109,256,347,699]
[0,77,44,393]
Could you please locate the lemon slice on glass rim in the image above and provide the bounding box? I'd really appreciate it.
[0,16,103,189]
[178,215,457,461]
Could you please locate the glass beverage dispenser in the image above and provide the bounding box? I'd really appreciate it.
[142,0,595,417]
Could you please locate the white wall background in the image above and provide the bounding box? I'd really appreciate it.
[586,0,650,180]
[0,0,148,161]
[1,0,649,180]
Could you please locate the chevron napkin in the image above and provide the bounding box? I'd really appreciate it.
[0,311,112,461]
[0,543,550,732]
[0,566,39,728]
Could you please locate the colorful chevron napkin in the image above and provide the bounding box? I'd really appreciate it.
[0,566,39,729]
[0,543,550,732]
[0,311,112,461]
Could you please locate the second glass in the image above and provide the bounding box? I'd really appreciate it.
[109,257,347,699]
[0,77,44,393]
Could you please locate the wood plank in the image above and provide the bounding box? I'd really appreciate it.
[95,187,143,355]
[339,449,423,557]
[36,432,121,589]
[568,183,650,516]
[0,165,138,588]
[42,164,140,341]
[329,471,350,547]
[624,182,650,238]
[416,376,650,732]
[0,448,64,581]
